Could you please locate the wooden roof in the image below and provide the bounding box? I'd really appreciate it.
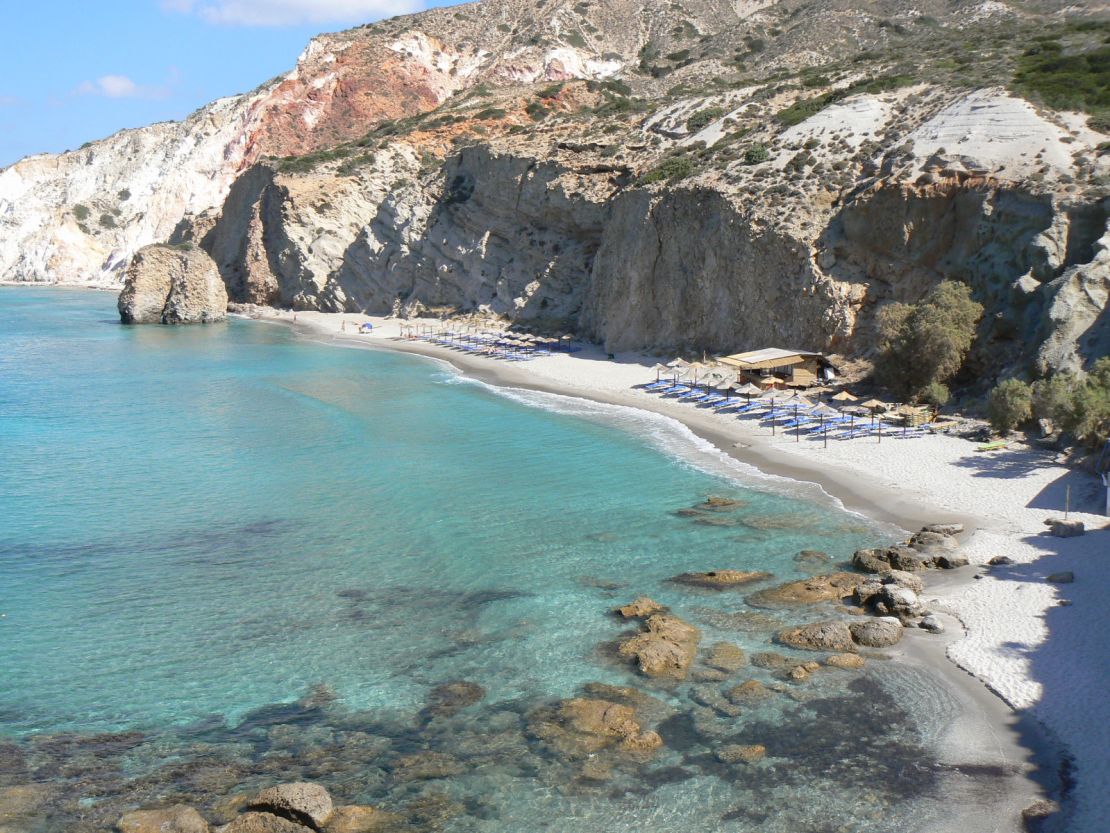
[718,348,826,371]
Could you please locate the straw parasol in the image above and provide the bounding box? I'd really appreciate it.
[758,375,784,388]
[667,357,690,369]
[830,390,858,402]
[860,398,888,412]
[651,363,671,381]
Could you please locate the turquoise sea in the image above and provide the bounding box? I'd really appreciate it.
[0,288,990,832]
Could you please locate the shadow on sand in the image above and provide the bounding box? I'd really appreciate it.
[971,477,1108,832]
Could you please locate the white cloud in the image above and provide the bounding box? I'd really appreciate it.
[75,71,179,100]
[161,0,419,26]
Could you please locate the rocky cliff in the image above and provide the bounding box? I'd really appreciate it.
[2,0,1108,372]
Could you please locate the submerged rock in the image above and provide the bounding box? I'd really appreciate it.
[322,806,401,833]
[118,244,227,325]
[824,653,866,670]
[776,621,855,653]
[422,681,486,718]
[391,751,465,781]
[716,743,766,764]
[747,572,864,607]
[617,614,700,680]
[669,570,772,589]
[527,698,662,760]
[219,812,312,833]
[725,680,773,703]
[704,642,746,672]
[118,806,210,833]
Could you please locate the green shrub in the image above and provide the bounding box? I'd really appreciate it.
[685,106,725,132]
[117,188,131,201]
[565,32,587,49]
[639,154,695,184]
[474,107,507,120]
[919,381,950,407]
[875,281,983,400]
[98,213,117,229]
[743,144,770,164]
[73,204,90,221]
[988,378,1033,434]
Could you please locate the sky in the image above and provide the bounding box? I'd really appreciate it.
[0,0,460,168]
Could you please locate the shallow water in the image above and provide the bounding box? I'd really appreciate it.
[0,289,990,832]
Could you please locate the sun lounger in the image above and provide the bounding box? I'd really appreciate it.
[976,440,1009,451]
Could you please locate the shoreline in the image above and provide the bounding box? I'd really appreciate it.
[268,307,1108,832]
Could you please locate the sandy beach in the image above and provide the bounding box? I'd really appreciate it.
[267,307,1109,832]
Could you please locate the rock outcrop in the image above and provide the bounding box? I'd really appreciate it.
[617,613,700,680]
[118,245,227,324]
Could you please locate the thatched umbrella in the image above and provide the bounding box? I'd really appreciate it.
[830,390,858,402]
[860,398,888,412]
[758,375,784,388]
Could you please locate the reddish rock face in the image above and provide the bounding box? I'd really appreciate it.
[229,29,480,171]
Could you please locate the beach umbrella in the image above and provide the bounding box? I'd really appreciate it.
[830,390,858,402]
[758,375,783,388]
[732,382,763,401]
[651,363,670,382]
[860,398,888,412]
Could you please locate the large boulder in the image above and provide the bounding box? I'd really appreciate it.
[118,806,209,833]
[245,783,332,830]
[775,620,855,652]
[118,244,227,325]
[617,614,700,679]
[849,617,904,648]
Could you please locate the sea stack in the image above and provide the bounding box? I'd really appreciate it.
[118,244,227,325]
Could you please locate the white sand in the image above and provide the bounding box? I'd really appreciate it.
[261,307,1108,830]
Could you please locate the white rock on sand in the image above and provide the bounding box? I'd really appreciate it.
[263,307,1108,831]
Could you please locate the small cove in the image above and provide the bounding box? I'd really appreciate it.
[0,288,1041,832]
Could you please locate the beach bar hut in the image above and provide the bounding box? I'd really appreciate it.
[718,348,833,388]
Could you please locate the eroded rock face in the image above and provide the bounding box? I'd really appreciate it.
[118,245,227,325]
[617,614,701,680]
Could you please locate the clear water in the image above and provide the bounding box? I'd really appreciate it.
[0,289,973,832]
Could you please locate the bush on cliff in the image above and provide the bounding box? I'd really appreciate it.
[988,378,1033,434]
[875,281,983,401]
